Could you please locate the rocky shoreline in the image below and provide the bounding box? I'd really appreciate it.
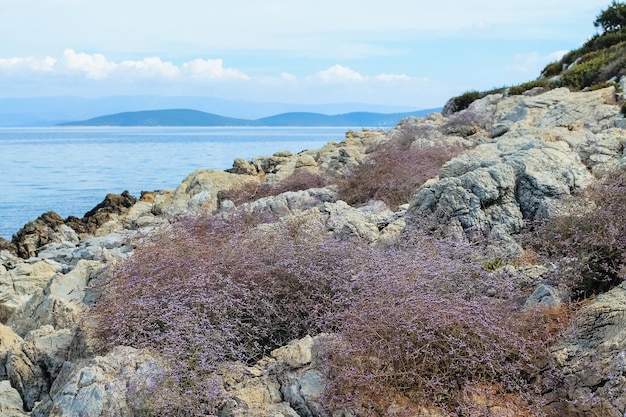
[2,86,626,416]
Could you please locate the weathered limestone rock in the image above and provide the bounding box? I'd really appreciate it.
[0,259,62,324]
[31,346,162,417]
[7,260,100,336]
[542,282,626,416]
[238,188,336,217]
[322,200,394,242]
[0,324,23,380]
[407,134,594,241]
[220,334,330,417]
[6,326,74,410]
[156,169,260,214]
[0,380,28,417]
[491,87,619,136]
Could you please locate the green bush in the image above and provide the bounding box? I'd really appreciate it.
[448,90,482,113]
[542,61,563,78]
[560,50,616,89]
[508,79,552,96]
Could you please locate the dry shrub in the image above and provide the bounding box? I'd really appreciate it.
[321,231,559,417]
[527,168,626,298]
[221,170,327,205]
[335,142,461,210]
[85,212,564,415]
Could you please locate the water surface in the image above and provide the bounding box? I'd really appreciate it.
[1,126,356,239]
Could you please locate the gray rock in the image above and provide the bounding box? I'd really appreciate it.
[31,346,162,417]
[543,282,626,416]
[407,135,594,241]
[524,284,562,309]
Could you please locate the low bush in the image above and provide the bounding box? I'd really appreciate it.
[220,170,327,205]
[85,211,364,415]
[527,168,626,298]
[508,79,552,96]
[85,193,567,416]
[447,90,482,113]
[322,229,558,416]
[442,106,493,137]
[335,141,461,210]
[542,61,564,78]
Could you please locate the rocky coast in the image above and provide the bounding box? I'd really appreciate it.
[2,86,626,416]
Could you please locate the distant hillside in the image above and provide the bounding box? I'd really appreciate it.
[57,109,252,127]
[57,108,441,127]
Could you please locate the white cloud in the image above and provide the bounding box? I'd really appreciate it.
[118,57,180,78]
[280,72,297,81]
[376,73,411,82]
[0,56,56,72]
[181,59,250,81]
[510,50,568,73]
[316,65,366,83]
[63,49,116,79]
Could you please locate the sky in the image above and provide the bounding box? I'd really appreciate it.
[0,0,612,110]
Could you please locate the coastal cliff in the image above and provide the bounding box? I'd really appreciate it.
[2,84,626,416]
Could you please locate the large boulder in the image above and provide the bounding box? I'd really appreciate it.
[154,169,260,215]
[491,87,619,136]
[406,133,594,242]
[30,346,162,417]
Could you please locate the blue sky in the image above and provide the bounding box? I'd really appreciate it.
[0,0,611,109]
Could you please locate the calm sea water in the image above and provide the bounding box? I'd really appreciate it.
[0,126,356,240]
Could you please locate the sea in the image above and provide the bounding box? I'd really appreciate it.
[0,126,361,240]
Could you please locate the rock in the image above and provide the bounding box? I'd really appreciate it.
[12,212,77,259]
[157,169,260,214]
[0,259,62,324]
[322,200,398,243]
[296,154,318,168]
[0,380,28,416]
[542,282,626,416]
[0,324,24,380]
[31,346,162,417]
[491,87,619,136]
[271,335,315,368]
[239,188,336,217]
[5,327,74,410]
[407,134,594,241]
[524,284,562,310]
[7,260,100,336]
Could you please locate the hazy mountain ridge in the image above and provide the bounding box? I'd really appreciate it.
[56,108,439,127]
[0,96,428,127]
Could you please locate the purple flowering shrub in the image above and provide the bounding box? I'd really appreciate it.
[220,170,327,205]
[442,107,493,137]
[527,168,626,298]
[85,211,367,415]
[85,211,563,415]
[322,230,557,416]
[335,142,461,209]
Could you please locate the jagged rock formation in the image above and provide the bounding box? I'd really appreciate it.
[2,86,626,416]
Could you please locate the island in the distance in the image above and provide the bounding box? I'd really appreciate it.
[56,108,440,127]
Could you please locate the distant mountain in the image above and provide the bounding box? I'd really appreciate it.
[0,96,435,127]
[57,108,440,127]
[57,109,252,127]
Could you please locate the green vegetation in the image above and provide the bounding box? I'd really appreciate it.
[594,1,626,33]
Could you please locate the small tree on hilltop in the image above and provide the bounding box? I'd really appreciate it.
[594,1,626,33]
